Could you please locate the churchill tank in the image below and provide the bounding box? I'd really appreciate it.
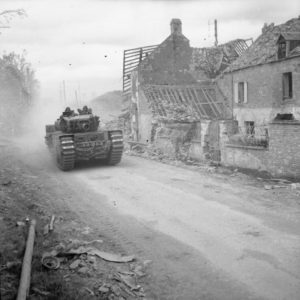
[45,107,123,171]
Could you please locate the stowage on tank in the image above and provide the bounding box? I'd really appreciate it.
[45,106,124,171]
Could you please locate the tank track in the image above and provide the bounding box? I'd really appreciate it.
[56,136,76,171]
[107,131,124,165]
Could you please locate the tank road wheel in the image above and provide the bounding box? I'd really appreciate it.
[56,137,75,171]
[107,131,124,165]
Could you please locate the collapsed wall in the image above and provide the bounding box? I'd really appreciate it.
[154,121,196,160]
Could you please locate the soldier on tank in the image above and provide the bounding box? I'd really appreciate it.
[78,106,87,115]
[62,107,75,117]
[78,105,92,115]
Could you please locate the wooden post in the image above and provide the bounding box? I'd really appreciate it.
[17,219,36,300]
[214,19,218,47]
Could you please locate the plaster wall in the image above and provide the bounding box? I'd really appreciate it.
[217,57,300,126]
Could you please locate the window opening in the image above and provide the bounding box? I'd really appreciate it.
[282,72,293,99]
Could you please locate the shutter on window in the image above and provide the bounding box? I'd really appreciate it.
[234,82,238,103]
[243,82,248,103]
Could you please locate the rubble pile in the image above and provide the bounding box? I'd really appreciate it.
[157,100,198,122]
[39,234,150,299]
[126,143,217,173]
[102,118,125,131]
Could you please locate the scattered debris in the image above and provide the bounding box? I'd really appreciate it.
[69,259,81,269]
[1,180,12,186]
[42,249,58,258]
[264,184,273,190]
[6,261,22,269]
[41,256,60,270]
[87,255,96,264]
[49,215,55,231]
[114,272,141,291]
[43,215,56,235]
[143,260,152,267]
[41,244,135,274]
[16,221,26,227]
[68,238,103,247]
[32,287,51,297]
[89,249,135,263]
[131,264,146,277]
[64,246,92,255]
[98,285,110,293]
[78,266,89,275]
[290,183,300,190]
[267,178,292,184]
[0,147,149,299]
[54,242,66,252]
[63,246,135,263]
[264,183,291,190]
[83,287,95,296]
[81,226,91,234]
[261,178,296,190]
[244,230,262,237]
[0,261,22,272]
[43,224,49,235]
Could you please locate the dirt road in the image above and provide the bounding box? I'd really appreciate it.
[5,138,300,299]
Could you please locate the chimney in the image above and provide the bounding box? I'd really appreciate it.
[262,22,275,34]
[170,19,182,35]
[262,23,268,34]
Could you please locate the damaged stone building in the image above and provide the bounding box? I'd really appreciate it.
[218,17,300,132]
[218,17,300,178]
[123,17,300,178]
[123,19,249,161]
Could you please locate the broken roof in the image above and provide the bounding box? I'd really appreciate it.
[191,39,250,78]
[142,83,230,122]
[279,32,300,41]
[226,17,300,72]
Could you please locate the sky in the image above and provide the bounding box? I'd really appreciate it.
[0,0,299,105]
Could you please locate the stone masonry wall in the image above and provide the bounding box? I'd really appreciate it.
[138,34,197,85]
[221,146,269,171]
[217,57,300,126]
[155,121,195,159]
[221,120,300,178]
[137,88,153,143]
[267,121,300,178]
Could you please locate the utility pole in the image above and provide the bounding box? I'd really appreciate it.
[78,83,81,106]
[59,83,63,106]
[214,19,218,47]
[75,90,78,107]
[62,80,67,105]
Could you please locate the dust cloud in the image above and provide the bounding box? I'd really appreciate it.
[14,97,93,164]
[11,97,63,163]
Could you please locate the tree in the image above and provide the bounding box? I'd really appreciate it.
[0,51,39,135]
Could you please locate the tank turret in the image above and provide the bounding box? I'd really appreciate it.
[55,114,100,133]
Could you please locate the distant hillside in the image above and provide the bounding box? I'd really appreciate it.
[90,90,123,121]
